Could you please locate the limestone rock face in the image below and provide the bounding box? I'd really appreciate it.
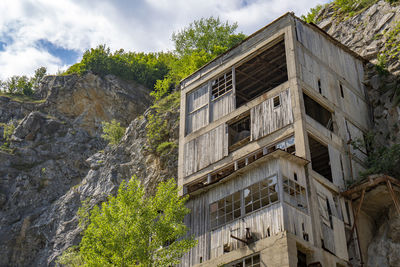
[0,73,154,266]
[316,0,400,146]
[38,73,152,135]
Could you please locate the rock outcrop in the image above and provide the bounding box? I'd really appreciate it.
[0,73,153,266]
[316,0,400,146]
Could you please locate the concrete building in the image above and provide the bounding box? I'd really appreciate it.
[177,13,370,266]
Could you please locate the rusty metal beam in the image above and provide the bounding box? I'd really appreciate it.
[347,188,365,245]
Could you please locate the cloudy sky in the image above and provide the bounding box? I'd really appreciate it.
[0,0,329,79]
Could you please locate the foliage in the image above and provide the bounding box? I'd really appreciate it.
[151,17,246,101]
[146,91,180,153]
[301,4,324,23]
[0,122,16,153]
[172,16,246,57]
[59,176,196,266]
[0,66,47,97]
[101,119,126,146]
[65,45,174,89]
[351,133,400,180]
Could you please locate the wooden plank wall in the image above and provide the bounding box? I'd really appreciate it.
[211,91,235,122]
[183,124,227,177]
[295,21,364,95]
[283,204,314,244]
[295,21,370,129]
[186,84,209,134]
[180,160,280,266]
[328,144,345,190]
[251,88,293,141]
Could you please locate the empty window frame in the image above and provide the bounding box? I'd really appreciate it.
[210,191,241,228]
[209,176,279,229]
[303,93,333,131]
[244,176,278,214]
[275,136,295,154]
[308,135,333,182]
[228,114,251,151]
[282,176,308,212]
[211,70,233,100]
[235,40,288,107]
[224,253,260,267]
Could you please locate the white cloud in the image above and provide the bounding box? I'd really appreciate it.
[0,0,328,79]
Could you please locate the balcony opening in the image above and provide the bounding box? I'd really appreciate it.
[303,93,333,131]
[235,39,288,107]
[308,135,332,182]
[228,114,250,152]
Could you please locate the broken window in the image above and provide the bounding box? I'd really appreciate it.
[224,253,260,267]
[210,191,241,228]
[308,135,333,182]
[235,40,288,107]
[228,114,251,152]
[303,93,333,131]
[283,176,308,212]
[212,71,233,100]
[244,176,278,214]
[210,176,279,229]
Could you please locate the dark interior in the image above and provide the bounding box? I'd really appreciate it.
[308,135,332,182]
[235,40,288,107]
[303,93,333,131]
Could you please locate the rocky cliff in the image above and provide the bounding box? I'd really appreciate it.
[0,73,164,266]
[0,1,399,266]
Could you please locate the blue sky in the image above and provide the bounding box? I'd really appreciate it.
[0,0,328,79]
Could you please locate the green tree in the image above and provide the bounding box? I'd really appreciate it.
[58,176,196,266]
[172,16,246,57]
[31,66,47,88]
[101,119,126,146]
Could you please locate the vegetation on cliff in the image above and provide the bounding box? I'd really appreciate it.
[302,0,400,23]
[58,177,196,266]
[0,66,47,99]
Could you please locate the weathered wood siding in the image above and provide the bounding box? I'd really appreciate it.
[295,21,370,129]
[251,88,293,140]
[283,204,314,244]
[211,91,235,122]
[181,160,280,266]
[186,84,209,134]
[183,124,227,177]
[295,20,364,95]
[328,144,345,190]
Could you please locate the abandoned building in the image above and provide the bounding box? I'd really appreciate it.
[177,12,381,266]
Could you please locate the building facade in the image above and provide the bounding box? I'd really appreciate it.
[178,13,370,267]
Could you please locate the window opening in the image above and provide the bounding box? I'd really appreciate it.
[308,135,333,182]
[282,176,308,212]
[235,40,288,107]
[209,176,279,229]
[318,79,322,94]
[297,251,307,267]
[275,136,295,154]
[294,172,298,181]
[339,83,344,98]
[212,71,233,100]
[273,95,281,108]
[225,253,260,267]
[303,93,333,131]
[210,191,241,228]
[228,114,250,152]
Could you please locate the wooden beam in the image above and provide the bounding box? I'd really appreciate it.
[341,175,400,199]
[386,179,400,215]
[347,188,365,245]
[236,69,268,88]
